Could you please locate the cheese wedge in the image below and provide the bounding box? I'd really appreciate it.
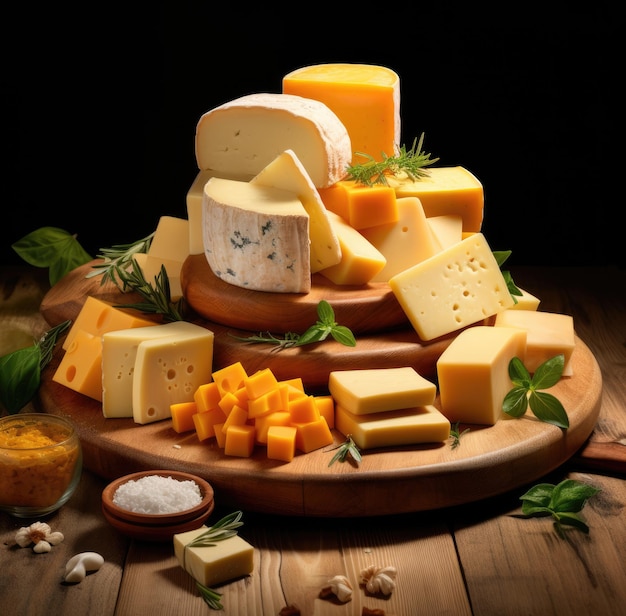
[437,325,527,425]
[387,167,484,233]
[361,197,443,282]
[203,177,311,293]
[317,212,386,285]
[328,367,436,415]
[427,215,463,249]
[283,63,401,165]
[335,404,450,450]
[195,93,351,188]
[389,233,514,341]
[251,150,341,272]
[148,215,190,263]
[509,287,541,311]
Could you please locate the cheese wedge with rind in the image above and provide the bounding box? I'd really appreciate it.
[195,93,351,188]
[202,177,311,293]
[251,149,341,272]
[389,233,514,341]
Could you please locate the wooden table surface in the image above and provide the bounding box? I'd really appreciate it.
[1,264,625,616]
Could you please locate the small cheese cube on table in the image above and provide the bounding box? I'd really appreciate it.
[328,367,436,415]
[436,326,527,425]
[174,526,254,587]
[267,425,298,462]
[509,288,541,311]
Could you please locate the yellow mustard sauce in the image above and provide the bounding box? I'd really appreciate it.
[0,423,80,507]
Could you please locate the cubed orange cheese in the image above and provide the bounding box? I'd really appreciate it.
[248,388,284,419]
[318,212,386,285]
[212,361,248,397]
[283,63,401,166]
[387,167,484,233]
[267,425,298,462]
[221,405,249,435]
[193,408,227,441]
[52,329,103,401]
[254,411,292,445]
[494,310,575,375]
[361,197,443,282]
[224,424,256,457]
[437,326,527,425]
[213,423,227,448]
[194,382,221,413]
[314,395,335,429]
[170,401,198,433]
[294,417,333,453]
[245,367,279,399]
[335,404,450,450]
[174,526,254,587]
[328,367,436,415]
[288,395,321,424]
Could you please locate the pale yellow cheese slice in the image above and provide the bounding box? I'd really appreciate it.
[509,287,541,311]
[335,404,450,450]
[203,177,311,293]
[250,149,341,272]
[361,197,443,282]
[436,325,528,425]
[174,526,254,587]
[328,367,436,415]
[427,215,463,249]
[195,93,351,188]
[389,233,514,341]
[147,215,190,264]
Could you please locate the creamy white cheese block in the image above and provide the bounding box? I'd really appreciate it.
[203,177,311,293]
[251,149,341,272]
[389,233,514,341]
[195,93,352,188]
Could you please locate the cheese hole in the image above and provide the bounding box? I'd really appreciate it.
[65,365,77,383]
[186,365,194,375]
[401,225,409,233]
[96,309,110,329]
[146,407,156,418]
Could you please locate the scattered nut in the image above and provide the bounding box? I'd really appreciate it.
[321,574,352,602]
[64,552,105,583]
[360,565,397,595]
[15,522,64,553]
[278,604,301,616]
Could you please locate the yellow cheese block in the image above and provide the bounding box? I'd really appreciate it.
[250,149,342,272]
[389,233,515,341]
[328,367,436,415]
[195,93,351,188]
[203,177,311,293]
[62,296,155,351]
[335,404,450,450]
[173,526,254,587]
[187,169,255,255]
[318,212,386,285]
[510,287,541,311]
[52,329,103,401]
[436,326,528,425]
[361,197,443,282]
[387,167,484,233]
[493,309,575,375]
[283,63,401,165]
[133,253,183,300]
[427,215,463,249]
[132,322,215,424]
[318,180,398,230]
[148,215,190,264]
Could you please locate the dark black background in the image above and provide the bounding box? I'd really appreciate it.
[6,4,622,269]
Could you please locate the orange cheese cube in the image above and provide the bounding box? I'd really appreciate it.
[248,387,285,419]
[170,401,198,433]
[213,423,227,448]
[52,329,103,401]
[254,411,292,444]
[294,417,333,453]
[221,405,249,434]
[224,424,256,457]
[314,395,335,429]
[62,296,155,351]
[267,426,298,462]
[193,408,224,441]
[194,382,221,413]
[245,368,279,399]
[288,395,321,424]
[212,361,248,397]
[218,391,240,416]
[283,63,401,166]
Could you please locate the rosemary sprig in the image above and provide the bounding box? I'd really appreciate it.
[230,300,356,351]
[449,422,470,449]
[196,583,223,610]
[113,259,186,322]
[345,133,439,186]
[327,435,362,467]
[85,233,154,287]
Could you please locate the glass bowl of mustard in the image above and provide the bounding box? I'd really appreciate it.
[0,413,82,518]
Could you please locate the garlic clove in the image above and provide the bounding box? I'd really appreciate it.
[64,552,105,584]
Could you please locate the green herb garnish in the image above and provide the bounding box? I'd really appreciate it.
[449,422,470,449]
[85,233,154,288]
[519,479,600,538]
[0,320,71,413]
[345,133,439,186]
[503,355,569,428]
[231,300,356,351]
[12,227,92,286]
[112,258,186,322]
[327,435,362,467]
[492,250,522,303]
[184,511,244,611]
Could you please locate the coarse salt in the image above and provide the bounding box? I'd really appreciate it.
[113,475,202,514]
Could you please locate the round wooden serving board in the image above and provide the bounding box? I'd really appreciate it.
[37,260,602,517]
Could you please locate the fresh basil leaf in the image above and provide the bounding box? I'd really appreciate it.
[550,479,600,512]
[529,391,569,428]
[294,326,326,346]
[331,325,357,347]
[316,299,335,325]
[519,482,555,508]
[492,250,512,267]
[508,357,531,386]
[555,513,590,533]
[503,387,529,417]
[0,346,42,413]
[531,354,565,390]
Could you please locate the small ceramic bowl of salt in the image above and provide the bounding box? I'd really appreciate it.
[101,470,214,541]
